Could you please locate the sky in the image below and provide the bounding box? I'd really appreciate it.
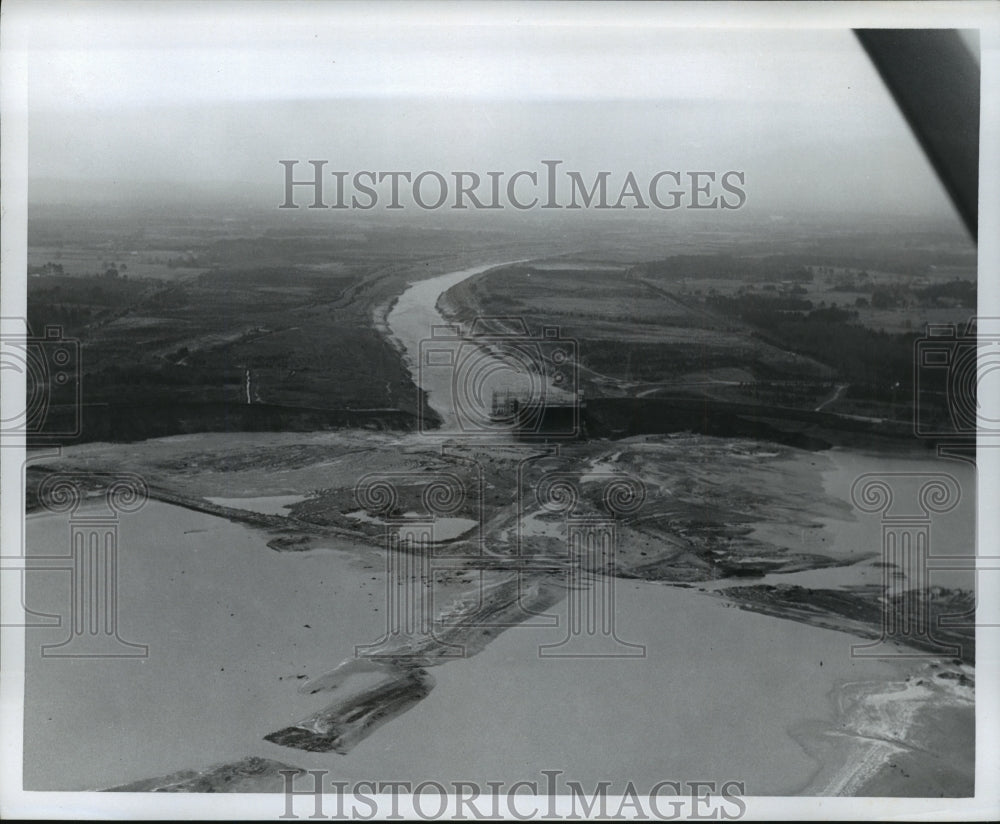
[15,1,978,222]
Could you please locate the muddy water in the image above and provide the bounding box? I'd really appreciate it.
[22,451,972,793]
[23,500,388,790]
[730,448,976,592]
[22,499,905,795]
[326,579,904,795]
[817,448,976,590]
[387,261,519,431]
[387,259,574,435]
[382,261,974,794]
[24,259,976,793]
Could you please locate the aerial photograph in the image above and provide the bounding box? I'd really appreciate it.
[2,1,996,820]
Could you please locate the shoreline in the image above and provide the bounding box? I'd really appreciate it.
[23,451,975,795]
[21,253,978,796]
[791,660,975,797]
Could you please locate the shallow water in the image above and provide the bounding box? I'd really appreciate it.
[815,448,975,591]
[739,447,976,592]
[323,578,903,795]
[24,493,908,794]
[21,257,977,794]
[23,500,386,790]
[386,260,573,435]
[345,509,478,542]
[387,262,516,432]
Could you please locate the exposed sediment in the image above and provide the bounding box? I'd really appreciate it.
[105,756,307,793]
[262,574,567,754]
[32,429,976,795]
[713,583,976,665]
[264,666,435,754]
[792,663,975,797]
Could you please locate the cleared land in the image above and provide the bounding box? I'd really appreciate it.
[440,234,974,427]
[27,212,577,442]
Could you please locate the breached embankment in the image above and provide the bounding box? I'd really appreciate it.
[262,574,568,754]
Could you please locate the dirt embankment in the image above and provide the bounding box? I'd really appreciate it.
[29,429,974,795]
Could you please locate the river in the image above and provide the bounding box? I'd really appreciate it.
[22,259,976,794]
[19,498,909,794]
[24,500,388,790]
[386,259,573,435]
[379,259,975,793]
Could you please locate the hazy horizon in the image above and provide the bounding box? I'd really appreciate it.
[20,6,973,226]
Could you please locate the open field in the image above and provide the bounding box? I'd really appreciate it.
[26,213,582,443]
[439,230,974,426]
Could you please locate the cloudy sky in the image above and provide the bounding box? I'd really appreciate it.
[16,1,977,221]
